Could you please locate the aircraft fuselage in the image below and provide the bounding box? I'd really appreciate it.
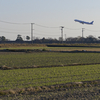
[74,19,94,25]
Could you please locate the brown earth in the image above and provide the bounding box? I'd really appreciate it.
[0,83,100,100]
[0,80,100,100]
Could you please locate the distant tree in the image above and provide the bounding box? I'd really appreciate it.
[0,36,6,41]
[98,36,100,40]
[41,37,45,42]
[16,34,23,41]
[59,37,63,41]
[86,35,97,43]
[66,37,73,42]
[26,36,30,41]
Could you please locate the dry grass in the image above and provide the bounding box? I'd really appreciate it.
[8,89,16,94]
[0,80,100,96]
[1,65,12,70]
[0,43,46,48]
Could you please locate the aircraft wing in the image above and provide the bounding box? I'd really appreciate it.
[74,19,84,24]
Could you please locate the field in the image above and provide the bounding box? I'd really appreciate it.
[0,64,100,91]
[2,46,100,51]
[1,43,100,51]
[1,44,100,99]
[0,52,100,68]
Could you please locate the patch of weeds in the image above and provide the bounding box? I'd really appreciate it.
[26,87,35,92]
[18,88,26,94]
[42,48,46,51]
[79,84,83,87]
[37,87,43,92]
[50,86,55,89]
[0,91,8,95]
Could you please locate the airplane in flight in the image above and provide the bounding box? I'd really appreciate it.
[74,19,94,25]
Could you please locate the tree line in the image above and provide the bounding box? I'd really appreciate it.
[0,34,100,43]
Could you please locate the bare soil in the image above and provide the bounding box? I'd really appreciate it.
[1,80,100,100]
[1,85,100,100]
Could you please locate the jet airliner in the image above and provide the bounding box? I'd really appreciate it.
[74,19,94,25]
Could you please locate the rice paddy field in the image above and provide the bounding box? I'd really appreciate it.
[0,64,100,91]
[2,46,100,51]
[0,52,100,68]
[0,44,100,99]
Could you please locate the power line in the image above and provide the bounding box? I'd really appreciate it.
[0,20,30,25]
[2,19,100,39]
[0,20,84,30]
[64,27,81,30]
[85,29,100,32]
[0,30,29,34]
[1,20,100,31]
[35,33,59,36]
[0,27,29,31]
[35,30,59,33]
[0,29,29,32]
[35,23,59,28]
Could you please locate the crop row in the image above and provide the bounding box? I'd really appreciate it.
[0,64,100,91]
[0,52,100,68]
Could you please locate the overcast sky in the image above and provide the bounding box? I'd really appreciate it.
[0,0,100,40]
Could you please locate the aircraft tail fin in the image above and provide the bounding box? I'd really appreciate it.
[90,21,94,24]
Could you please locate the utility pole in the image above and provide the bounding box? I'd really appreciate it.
[61,26,64,43]
[82,28,85,43]
[65,34,66,41]
[31,23,34,42]
[82,28,85,38]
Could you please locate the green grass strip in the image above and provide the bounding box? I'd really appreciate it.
[0,64,100,91]
[0,52,100,68]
